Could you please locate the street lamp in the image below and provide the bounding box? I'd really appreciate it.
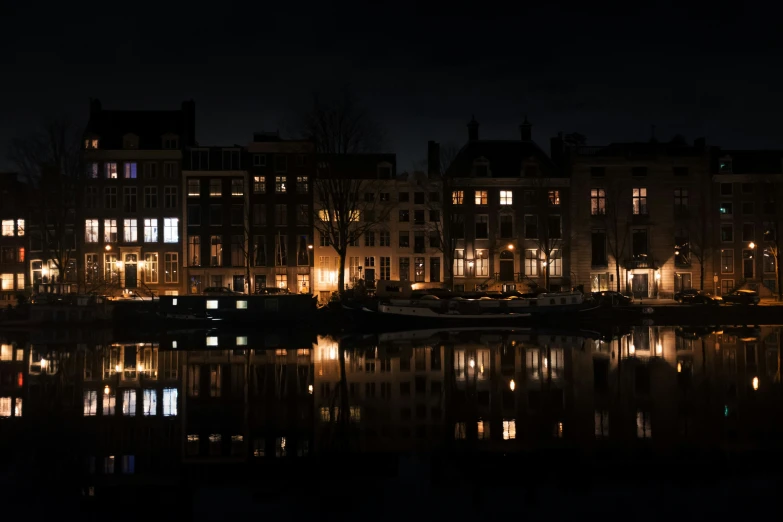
[749,241,756,250]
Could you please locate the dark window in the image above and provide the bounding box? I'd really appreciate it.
[399,210,409,222]
[429,210,440,222]
[591,230,607,266]
[524,215,538,239]
[741,183,754,194]
[187,205,201,226]
[453,215,465,239]
[632,229,648,258]
[429,192,439,202]
[210,205,222,226]
[430,257,441,282]
[414,210,425,225]
[414,192,425,204]
[675,229,690,266]
[546,215,561,239]
[414,232,425,253]
[399,257,410,281]
[721,183,733,196]
[429,232,439,248]
[500,215,513,238]
[399,192,409,203]
[399,231,409,248]
[231,205,243,226]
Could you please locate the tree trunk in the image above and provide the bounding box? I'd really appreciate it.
[615,263,621,292]
[338,250,347,298]
[544,252,550,291]
[699,261,705,291]
[776,253,782,301]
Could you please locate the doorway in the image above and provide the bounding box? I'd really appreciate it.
[364,269,376,289]
[233,275,245,293]
[254,275,267,294]
[124,254,138,289]
[499,250,514,281]
[632,273,648,298]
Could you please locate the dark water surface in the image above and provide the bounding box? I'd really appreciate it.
[1,324,781,519]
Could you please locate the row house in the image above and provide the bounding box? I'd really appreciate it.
[566,138,711,298]
[183,134,315,294]
[81,99,195,295]
[0,173,27,303]
[310,153,444,304]
[445,118,569,293]
[711,150,783,296]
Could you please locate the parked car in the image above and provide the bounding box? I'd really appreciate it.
[674,288,700,302]
[591,291,634,306]
[203,286,243,295]
[680,290,722,305]
[722,289,760,305]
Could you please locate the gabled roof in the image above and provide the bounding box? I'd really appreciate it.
[717,149,783,175]
[446,140,560,178]
[85,100,195,149]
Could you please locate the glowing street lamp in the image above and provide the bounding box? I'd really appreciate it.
[749,241,756,250]
[509,379,516,391]
[752,376,759,391]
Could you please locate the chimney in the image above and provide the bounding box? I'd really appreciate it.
[89,98,102,117]
[427,140,440,177]
[182,100,196,147]
[467,115,479,141]
[519,116,532,141]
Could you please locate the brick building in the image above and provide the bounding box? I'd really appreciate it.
[82,99,195,296]
[0,173,27,303]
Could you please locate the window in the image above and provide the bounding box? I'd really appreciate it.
[188,179,200,197]
[675,229,690,266]
[123,187,137,212]
[0,274,12,290]
[253,176,265,193]
[721,182,733,195]
[399,231,409,248]
[83,390,97,416]
[231,178,244,196]
[763,247,776,273]
[231,205,243,226]
[16,219,24,237]
[524,215,538,239]
[144,253,158,283]
[163,162,177,179]
[253,154,266,166]
[144,186,158,208]
[742,223,755,242]
[399,192,409,203]
[231,235,244,266]
[222,149,241,170]
[591,229,607,266]
[164,253,178,283]
[253,204,266,226]
[499,190,513,205]
[380,256,390,280]
[632,188,647,215]
[674,188,688,214]
[547,215,561,239]
[275,235,287,266]
[475,215,488,239]
[104,219,118,243]
[210,205,222,226]
[763,223,776,241]
[297,176,309,193]
[453,249,464,277]
[275,176,286,193]
[210,236,222,266]
[414,210,425,225]
[429,210,440,222]
[191,150,209,170]
[143,389,157,416]
[105,254,119,282]
[210,179,222,197]
[721,279,734,294]
[742,201,754,215]
[254,236,266,266]
[476,249,488,276]
[102,391,115,415]
[632,229,648,258]
[548,190,561,206]
[399,257,410,281]
[413,257,425,282]
[1,220,12,236]
[122,390,136,416]
[124,162,137,179]
[164,218,179,243]
[364,231,375,247]
[743,249,754,278]
[85,219,99,243]
[720,202,733,217]
[500,214,513,238]
[275,204,287,226]
[590,188,606,215]
[550,250,562,276]
[525,249,538,275]
[275,155,287,172]
[164,186,177,208]
[297,204,308,226]
[452,191,464,205]
[188,236,201,266]
[399,210,409,222]
[475,190,488,205]
[721,249,734,274]
[123,219,138,242]
[144,218,158,243]
[85,186,98,208]
[163,136,178,149]
[105,162,118,179]
[380,192,390,202]
[101,187,116,210]
[380,230,390,247]
[85,253,99,282]
[86,162,98,178]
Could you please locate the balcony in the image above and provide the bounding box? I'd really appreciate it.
[625,257,656,269]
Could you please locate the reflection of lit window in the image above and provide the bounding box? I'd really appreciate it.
[636,410,652,438]
[206,336,218,346]
[595,411,609,438]
[253,438,265,457]
[236,300,247,309]
[276,437,286,457]
[350,406,361,422]
[526,349,540,379]
[122,390,136,416]
[83,390,97,416]
[143,389,157,416]
[320,407,331,422]
[477,419,489,439]
[186,434,199,455]
[454,422,466,439]
[503,419,516,440]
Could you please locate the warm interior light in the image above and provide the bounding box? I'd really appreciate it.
[507,244,514,250]
[752,376,759,390]
[116,261,124,270]
[629,344,635,355]
[115,364,120,372]
[677,362,682,373]
[749,241,756,249]
[307,245,313,249]
[308,384,313,394]
[656,343,662,355]
[509,379,516,391]
[469,358,475,368]
[105,245,112,251]
[104,385,110,395]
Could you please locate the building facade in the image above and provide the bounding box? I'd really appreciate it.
[81,99,195,296]
[445,118,570,293]
[567,138,712,298]
[711,150,783,297]
[0,173,27,303]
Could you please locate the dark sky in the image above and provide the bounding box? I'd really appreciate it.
[3,2,781,170]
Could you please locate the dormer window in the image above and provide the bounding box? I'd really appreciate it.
[123,134,139,150]
[719,157,733,173]
[163,135,179,150]
[84,138,99,150]
[473,158,489,177]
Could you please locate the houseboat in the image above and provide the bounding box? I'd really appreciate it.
[156,293,318,326]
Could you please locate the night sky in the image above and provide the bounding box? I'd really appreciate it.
[3,3,781,170]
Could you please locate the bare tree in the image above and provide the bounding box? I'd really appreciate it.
[7,117,84,287]
[300,90,391,296]
[415,142,460,290]
[762,179,783,300]
[527,173,571,291]
[602,187,630,293]
[684,201,714,291]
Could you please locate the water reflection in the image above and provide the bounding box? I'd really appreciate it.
[1,325,781,487]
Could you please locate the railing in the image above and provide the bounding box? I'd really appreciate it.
[625,258,657,269]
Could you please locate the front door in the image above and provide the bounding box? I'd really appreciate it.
[364,269,376,289]
[499,251,515,281]
[233,275,245,293]
[632,274,648,298]
[124,254,137,289]
[254,275,266,294]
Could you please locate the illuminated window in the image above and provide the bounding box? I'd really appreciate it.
[590,188,606,215]
[231,178,244,196]
[452,191,464,205]
[236,300,247,309]
[187,179,200,196]
[85,138,99,149]
[206,300,218,310]
[475,190,488,205]
[275,176,286,193]
[636,410,651,438]
[1,220,13,236]
[162,388,178,416]
[163,218,179,243]
[477,419,489,439]
[103,391,115,416]
[502,419,516,440]
[210,179,222,197]
[105,162,118,179]
[83,390,97,416]
[123,219,138,242]
[632,188,648,215]
[122,390,136,416]
[236,336,247,346]
[500,190,513,205]
[253,176,265,193]
[85,219,99,243]
[206,336,218,346]
[142,389,157,416]
[0,397,11,417]
[454,422,466,439]
[124,162,137,179]
[548,190,560,205]
[297,176,309,193]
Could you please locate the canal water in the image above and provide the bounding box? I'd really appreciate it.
[1,324,781,519]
